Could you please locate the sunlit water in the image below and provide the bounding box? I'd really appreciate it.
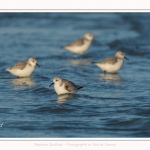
[0,13,150,137]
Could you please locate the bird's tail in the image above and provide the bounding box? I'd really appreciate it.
[61,46,65,49]
[76,86,83,90]
[5,68,10,71]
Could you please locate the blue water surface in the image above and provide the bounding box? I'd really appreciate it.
[0,13,150,137]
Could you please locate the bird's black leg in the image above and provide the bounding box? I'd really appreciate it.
[74,54,77,58]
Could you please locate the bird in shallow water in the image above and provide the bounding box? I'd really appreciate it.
[5,57,40,78]
[62,33,94,57]
[50,76,83,95]
[92,51,128,73]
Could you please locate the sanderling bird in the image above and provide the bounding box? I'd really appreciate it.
[49,76,83,95]
[92,51,128,73]
[62,33,94,56]
[5,57,40,78]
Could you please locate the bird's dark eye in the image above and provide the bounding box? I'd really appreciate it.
[56,80,58,81]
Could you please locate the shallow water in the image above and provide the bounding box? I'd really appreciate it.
[0,13,150,137]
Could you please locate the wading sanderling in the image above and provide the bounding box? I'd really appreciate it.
[49,76,83,95]
[92,51,128,73]
[5,57,40,78]
[62,33,94,56]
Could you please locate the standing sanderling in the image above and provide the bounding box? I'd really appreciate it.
[62,33,94,56]
[49,76,83,95]
[92,51,128,73]
[5,57,40,77]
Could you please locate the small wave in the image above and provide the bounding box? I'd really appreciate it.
[29,106,75,114]
[33,87,52,93]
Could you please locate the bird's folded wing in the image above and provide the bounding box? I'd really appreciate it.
[63,79,76,92]
[99,57,118,65]
[66,38,84,47]
[9,61,27,70]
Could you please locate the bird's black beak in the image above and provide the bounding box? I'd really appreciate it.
[125,56,129,60]
[49,82,54,87]
[36,63,40,67]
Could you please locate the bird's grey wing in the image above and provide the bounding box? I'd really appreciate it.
[63,79,76,92]
[9,61,27,70]
[99,57,118,65]
[66,38,84,47]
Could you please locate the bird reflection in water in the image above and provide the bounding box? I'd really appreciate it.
[99,73,122,81]
[10,77,36,88]
[67,58,91,65]
[57,93,76,104]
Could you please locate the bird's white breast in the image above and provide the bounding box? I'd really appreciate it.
[54,84,70,95]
